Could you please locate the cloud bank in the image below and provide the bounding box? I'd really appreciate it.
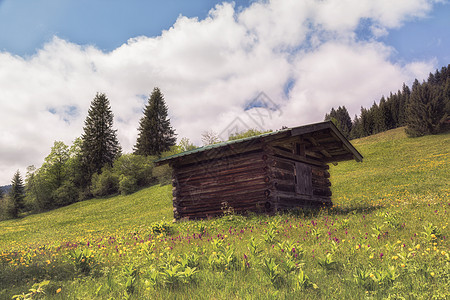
[0,0,439,184]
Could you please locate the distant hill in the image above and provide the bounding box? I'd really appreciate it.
[0,185,11,195]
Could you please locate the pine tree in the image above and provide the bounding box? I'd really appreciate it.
[360,107,374,137]
[350,115,363,139]
[398,83,411,126]
[134,87,176,156]
[81,93,121,184]
[406,81,445,137]
[9,170,25,218]
[324,106,352,138]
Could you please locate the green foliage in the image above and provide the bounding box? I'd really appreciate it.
[8,170,25,218]
[52,180,79,207]
[68,248,98,275]
[421,222,442,242]
[12,280,50,300]
[297,269,318,290]
[406,81,446,137]
[317,253,338,271]
[228,128,272,141]
[134,87,176,156]
[178,137,197,152]
[91,167,119,197]
[150,219,173,235]
[41,141,70,188]
[324,106,352,138]
[113,154,156,188]
[81,93,121,184]
[261,257,283,286]
[122,264,139,295]
[119,175,137,196]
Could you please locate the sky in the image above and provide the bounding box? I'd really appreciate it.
[0,0,449,185]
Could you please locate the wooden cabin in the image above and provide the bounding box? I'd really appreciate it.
[156,121,363,220]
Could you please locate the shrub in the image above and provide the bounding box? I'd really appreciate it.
[0,196,13,220]
[119,175,137,195]
[91,168,119,197]
[113,154,156,187]
[52,180,79,206]
[152,165,172,186]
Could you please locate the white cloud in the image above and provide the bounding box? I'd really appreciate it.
[0,0,439,184]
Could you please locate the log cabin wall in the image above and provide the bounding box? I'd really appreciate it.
[172,150,272,219]
[157,121,363,220]
[266,154,332,210]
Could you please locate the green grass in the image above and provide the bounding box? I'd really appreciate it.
[0,185,173,251]
[0,128,449,299]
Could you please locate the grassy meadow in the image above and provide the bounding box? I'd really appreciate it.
[0,127,449,299]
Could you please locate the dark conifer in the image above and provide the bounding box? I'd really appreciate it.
[350,115,363,139]
[9,171,25,218]
[324,106,352,138]
[81,93,121,183]
[406,82,445,137]
[399,83,411,126]
[134,87,176,156]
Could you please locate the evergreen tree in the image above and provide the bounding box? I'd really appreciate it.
[134,87,176,156]
[406,81,445,137]
[9,170,25,218]
[360,107,374,137]
[443,78,450,132]
[81,93,121,184]
[398,83,411,126]
[324,106,352,138]
[350,115,363,139]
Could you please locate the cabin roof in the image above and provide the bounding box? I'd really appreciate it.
[156,121,363,165]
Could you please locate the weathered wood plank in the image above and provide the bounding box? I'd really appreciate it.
[175,168,267,186]
[295,162,313,195]
[173,151,265,175]
[265,146,326,166]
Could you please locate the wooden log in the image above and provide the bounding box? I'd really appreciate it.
[312,177,332,187]
[173,151,265,176]
[311,168,330,178]
[265,145,325,167]
[175,167,267,186]
[174,182,270,199]
[174,158,267,181]
[313,188,332,197]
[174,176,267,196]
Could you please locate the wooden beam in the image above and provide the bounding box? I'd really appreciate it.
[265,145,325,167]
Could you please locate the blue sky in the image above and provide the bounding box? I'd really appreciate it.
[1,1,448,66]
[0,0,252,55]
[0,0,448,185]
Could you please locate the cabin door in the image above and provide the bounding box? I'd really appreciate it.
[294,162,313,195]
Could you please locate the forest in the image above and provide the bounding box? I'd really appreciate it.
[325,64,450,139]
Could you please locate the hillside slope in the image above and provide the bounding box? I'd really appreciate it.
[0,185,173,250]
[331,127,449,209]
[0,127,448,299]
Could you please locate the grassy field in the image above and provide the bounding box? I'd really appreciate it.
[0,127,449,299]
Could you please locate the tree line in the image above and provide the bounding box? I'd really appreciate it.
[325,64,450,139]
[1,87,182,219]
